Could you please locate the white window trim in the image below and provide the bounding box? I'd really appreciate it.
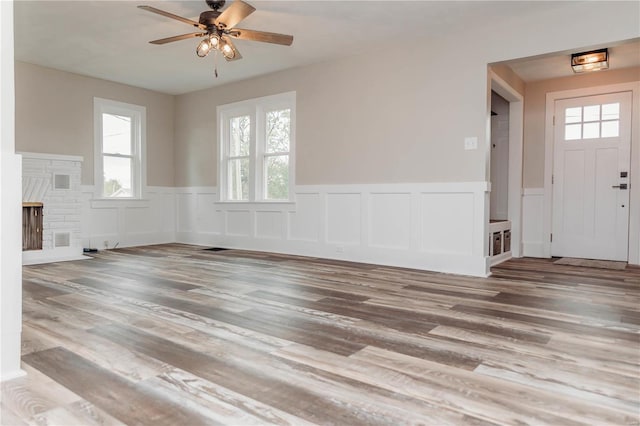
[93,97,147,200]
[217,91,296,203]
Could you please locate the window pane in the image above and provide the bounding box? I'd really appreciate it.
[266,109,290,153]
[102,113,132,155]
[265,155,289,200]
[582,122,600,139]
[583,105,600,122]
[228,158,249,201]
[602,103,620,120]
[565,124,581,140]
[601,120,619,138]
[103,156,132,197]
[230,116,250,157]
[565,107,582,124]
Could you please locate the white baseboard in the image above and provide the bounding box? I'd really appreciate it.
[22,246,87,265]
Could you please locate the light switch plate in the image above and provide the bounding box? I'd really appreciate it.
[464,137,478,150]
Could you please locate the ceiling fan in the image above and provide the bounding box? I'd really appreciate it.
[138,0,293,63]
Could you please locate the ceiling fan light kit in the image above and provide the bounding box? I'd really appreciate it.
[139,0,293,76]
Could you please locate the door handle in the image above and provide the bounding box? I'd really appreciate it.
[612,183,628,190]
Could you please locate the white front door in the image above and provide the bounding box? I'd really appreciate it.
[552,91,632,261]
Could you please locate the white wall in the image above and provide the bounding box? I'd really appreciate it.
[80,186,176,250]
[1,0,26,381]
[490,92,510,220]
[176,182,490,277]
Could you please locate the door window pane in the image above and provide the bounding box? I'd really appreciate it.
[102,113,132,155]
[230,116,250,157]
[103,156,132,197]
[266,109,290,153]
[601,120,619,138]
[565,107,582,124]
[583,105,600,122]
[565,124,581,140]
[601,103,619,120]
[264,155,289,200]
[228,158,249,201]
[582,122,600,139]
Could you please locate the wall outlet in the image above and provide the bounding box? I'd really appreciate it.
[464,136,478,150]
[103,240,109,249]
[336,246,344,253]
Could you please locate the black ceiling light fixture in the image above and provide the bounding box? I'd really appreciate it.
[571,48,609,73]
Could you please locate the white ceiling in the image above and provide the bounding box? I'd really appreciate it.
[14,1,640,95]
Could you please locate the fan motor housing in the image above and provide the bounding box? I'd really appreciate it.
[199,10,222,29]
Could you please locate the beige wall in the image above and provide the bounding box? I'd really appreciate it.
[175,51,491,186]
[175,1,639,187]
[491,64,525,97]
[523,66,640,188]
[15,62,175,186]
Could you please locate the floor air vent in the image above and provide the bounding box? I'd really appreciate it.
[204,247,230,252]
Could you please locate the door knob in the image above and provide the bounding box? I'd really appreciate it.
[612,183,628,190]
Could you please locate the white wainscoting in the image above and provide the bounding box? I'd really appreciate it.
[176,182,491,277]
[80,186,175,250]
[522,188,545,257]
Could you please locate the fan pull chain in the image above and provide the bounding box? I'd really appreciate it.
[214,50,219,78]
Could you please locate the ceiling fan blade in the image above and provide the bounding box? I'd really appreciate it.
[228,28,293,46]
[222,37,242,61]
[138,5,206,30]
[215,0,256,29]
[149,32,207,45]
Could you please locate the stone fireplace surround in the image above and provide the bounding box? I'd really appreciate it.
[20,152,85,265]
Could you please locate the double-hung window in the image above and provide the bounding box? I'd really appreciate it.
[219,92,295,202]
[94,98,146,198]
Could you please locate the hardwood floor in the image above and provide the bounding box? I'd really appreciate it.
[1,244,639,425]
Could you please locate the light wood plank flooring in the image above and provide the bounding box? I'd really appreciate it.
[1,244,639,425]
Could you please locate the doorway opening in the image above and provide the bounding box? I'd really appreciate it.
[487,72,524,266]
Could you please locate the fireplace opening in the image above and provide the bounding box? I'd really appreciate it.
[23,202,43,251]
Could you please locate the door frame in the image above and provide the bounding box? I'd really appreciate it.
[543,82,640,264]
[488,71,524,258]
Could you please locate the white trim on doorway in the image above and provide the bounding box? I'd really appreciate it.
[489,71,524,258]
[543,82,640,264]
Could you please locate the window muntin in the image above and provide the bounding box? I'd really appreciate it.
[563,102,620,141]
[219,92,295,202]
[94,98,145,199]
